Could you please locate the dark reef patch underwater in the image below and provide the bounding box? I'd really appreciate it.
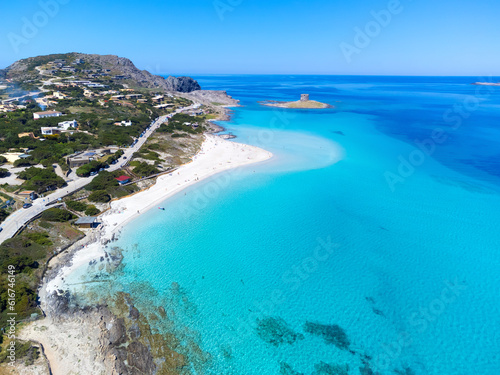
[313,361,350,375]
[303,321,350,350]
[280,361,305,375]
[256,316,305,346]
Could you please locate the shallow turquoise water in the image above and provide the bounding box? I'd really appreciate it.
[68,76,500,374]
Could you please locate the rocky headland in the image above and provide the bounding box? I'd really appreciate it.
[1,52,201,93]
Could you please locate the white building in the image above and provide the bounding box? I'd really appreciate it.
[154,103,174,109]
[68,80,91,85]
[114,120,132,127]
[53,91,68,99]
[33,111,62,120]
[86,83,107,88]
[41,127,61,135]
[58,119,78,130]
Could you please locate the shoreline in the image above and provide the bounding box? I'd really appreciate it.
[19,134,272,375]
[47,134,272,294]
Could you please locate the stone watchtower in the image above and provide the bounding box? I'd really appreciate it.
[300,94,310,101]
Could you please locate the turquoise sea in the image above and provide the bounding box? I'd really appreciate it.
[67,76,500,374]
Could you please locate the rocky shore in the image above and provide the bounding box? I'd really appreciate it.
[185,89,240,122]
[218,133,236,140]
[19,235,194,375]
[186,89,241,137]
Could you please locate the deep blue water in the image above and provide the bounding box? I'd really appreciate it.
[197,75,500,188]
[68,76,500,374]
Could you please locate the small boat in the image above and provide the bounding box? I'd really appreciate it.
[158,207,165,211]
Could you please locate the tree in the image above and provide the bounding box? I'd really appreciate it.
[85,205,100,216]
[42,208,75,222]
[106,149,124,164]
[17,167,65,193]
[133,162,159,177]
[88,190,111,203]
[0,209,9,223]
[14,158,37,167]
[3,256,37,272]
[66,200,87,212]
[86,171,119,191]
[76,161,105,177]
[0,168,9,178]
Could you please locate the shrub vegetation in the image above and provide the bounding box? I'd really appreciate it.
[41,208,75,222]
[88,190,111,203]
[17,167,65,193]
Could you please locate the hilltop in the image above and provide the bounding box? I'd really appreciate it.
[0,52,200,93]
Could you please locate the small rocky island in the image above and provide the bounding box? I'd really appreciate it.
[259,94,333,109]
[471,81,500,86]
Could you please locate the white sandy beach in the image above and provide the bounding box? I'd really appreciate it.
[44,134,271,295]
[18,135,272,375]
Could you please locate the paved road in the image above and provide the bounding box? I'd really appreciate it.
[1,91,40,104]
[0,105,196,244]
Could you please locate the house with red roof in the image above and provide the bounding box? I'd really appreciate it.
[115,175,131,185]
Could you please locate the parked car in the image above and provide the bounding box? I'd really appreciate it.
[0,227,3,232]
[23,203,32,209]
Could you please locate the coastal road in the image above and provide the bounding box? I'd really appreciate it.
[1,91,41,104]
[0,104,198,244]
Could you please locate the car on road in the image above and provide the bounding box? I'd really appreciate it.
[0,227,3,232]
[23,203,32,209]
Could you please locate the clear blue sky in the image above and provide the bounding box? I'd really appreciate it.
[1,0,499,75]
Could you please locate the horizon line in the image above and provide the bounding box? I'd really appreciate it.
[158,73,499,78]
